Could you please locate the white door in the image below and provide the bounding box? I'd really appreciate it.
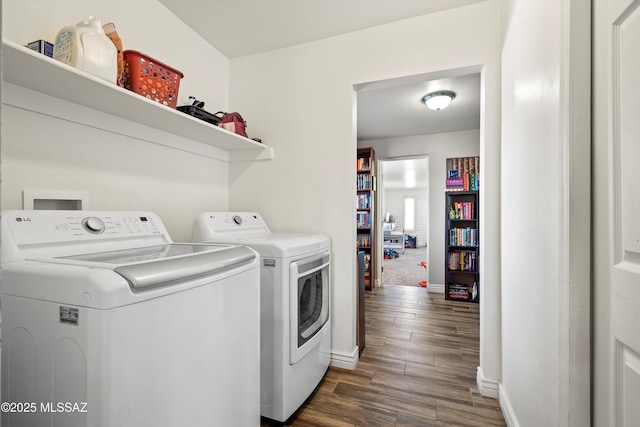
[594,1,640,426]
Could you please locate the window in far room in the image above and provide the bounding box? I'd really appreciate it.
[404,197,415,230]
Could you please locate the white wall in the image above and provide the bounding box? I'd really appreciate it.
[227,1,501,378]
[1,0,231,240]
[2,0,229,110]
[364,130,480,287]
[501,2,561,420]
[499,0,590,425]
[592,2,612,426]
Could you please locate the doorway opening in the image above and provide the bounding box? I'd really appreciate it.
[379,157,430,288]
[355,69,481,294]
[354,66,485,383]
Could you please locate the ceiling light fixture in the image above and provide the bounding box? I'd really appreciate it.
[422,90,456,111]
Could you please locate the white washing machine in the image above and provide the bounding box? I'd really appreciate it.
[193,212,331,422]
[1,210,261,427]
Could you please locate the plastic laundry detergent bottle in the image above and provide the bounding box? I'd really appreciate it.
[53,16,117,83]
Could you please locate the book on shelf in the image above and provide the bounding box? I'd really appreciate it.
[448,283,471,300]
[448,201,475,220]
[357,174,372,190]
[448,250,478,271]
[446,156,480,191]
[363,253,371,285]
[357,157,371,172]
[357,233,372,248]
[356,211,371,229]
[448,227,478,247]
[446,178,465,191]
[357,194,371,209]
[447,156,480,175]
[363,254,371,269]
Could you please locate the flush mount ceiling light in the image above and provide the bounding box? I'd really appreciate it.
[422,90,456,111]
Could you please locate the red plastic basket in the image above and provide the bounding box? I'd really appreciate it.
[123,50,184,108]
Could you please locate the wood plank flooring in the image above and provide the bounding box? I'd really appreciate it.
[263,285,505,427]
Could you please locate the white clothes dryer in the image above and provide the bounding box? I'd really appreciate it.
[1,210,261,427]
[193,212,331,422]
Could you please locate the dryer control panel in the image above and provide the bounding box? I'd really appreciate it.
[194,212,270,239]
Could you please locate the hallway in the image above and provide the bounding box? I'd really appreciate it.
[267,285,505,426]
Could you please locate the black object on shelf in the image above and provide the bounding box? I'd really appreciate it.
[177,105,222,126]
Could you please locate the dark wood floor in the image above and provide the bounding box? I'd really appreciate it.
[263,285,505,427]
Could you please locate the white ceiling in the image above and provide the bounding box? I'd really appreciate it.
[356,73,481,141]
[159,0,487,59]
[159,0,483,188]
[381,158,429,191]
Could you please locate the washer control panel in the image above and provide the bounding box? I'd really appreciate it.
[3,211,164,247]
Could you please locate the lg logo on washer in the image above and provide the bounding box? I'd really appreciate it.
[15,217,32,222]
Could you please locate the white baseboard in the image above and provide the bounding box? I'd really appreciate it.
[330,346,359,370]
[426,283,444,293]
[476,366,499,398]
[499,384,519,427]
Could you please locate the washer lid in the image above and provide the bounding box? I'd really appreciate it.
[39,243,256,290]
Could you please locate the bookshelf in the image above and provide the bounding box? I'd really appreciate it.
[357,147,376,289]
[445,156,479,302]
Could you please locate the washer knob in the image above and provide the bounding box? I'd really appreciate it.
[232,215,243,225]
[82,217,105,234]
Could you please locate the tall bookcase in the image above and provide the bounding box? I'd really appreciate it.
[357,147,376,289]
[445,156,480,303]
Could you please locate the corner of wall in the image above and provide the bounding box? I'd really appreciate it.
[499,383,519,427]
[330,346,359,370]
[476,366,500,399]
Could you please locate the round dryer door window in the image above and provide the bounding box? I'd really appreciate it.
[289,252,330,363]
[299,273,324,344]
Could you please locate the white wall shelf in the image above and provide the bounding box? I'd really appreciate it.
[1,39,273,162]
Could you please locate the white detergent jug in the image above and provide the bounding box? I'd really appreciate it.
[53,16,117,83]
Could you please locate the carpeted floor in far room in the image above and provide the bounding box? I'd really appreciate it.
[382,247,429,287]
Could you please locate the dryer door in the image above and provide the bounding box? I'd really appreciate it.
[289,251,330,364]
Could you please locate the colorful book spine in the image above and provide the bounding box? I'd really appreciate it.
[356,212,371,228]
[449,201,475,220]
[357,174,372,190]
[448,283,470,300]
[357,194,371,209]
[448,251,478,271]
[446,156,480,191]
[357,234,372,248]
[449,227,478,247]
